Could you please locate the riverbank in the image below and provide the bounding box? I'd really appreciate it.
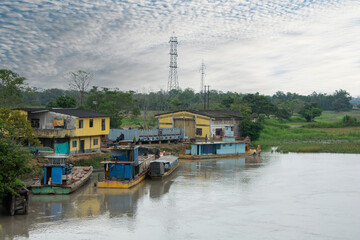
[254,110,360,153]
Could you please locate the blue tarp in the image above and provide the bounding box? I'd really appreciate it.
[56,141,69,154]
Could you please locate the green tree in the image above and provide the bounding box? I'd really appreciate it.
[239,117,264,141]
[0,108,40,146]
[0,108,39,198]
[332,89,352,112]
[85,87,140,128]
[275,103,292,120]
[0,136,32,198]
[299,103,322,122]
[242,93,277,117]
[0,69,27,107]
[46,95,76,108]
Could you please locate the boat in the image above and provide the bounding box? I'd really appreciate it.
[149,154,179,180]
[96,145,151,189]
[179,126,261,160]
[31,154,93,194]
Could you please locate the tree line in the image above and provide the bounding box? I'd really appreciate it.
[1,69,356,127]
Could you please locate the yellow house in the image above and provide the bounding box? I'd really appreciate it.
[155,110,244,139]
[155,110,213,139]
[18,108,110,154]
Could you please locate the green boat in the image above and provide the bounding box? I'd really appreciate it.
[31,154,93,195]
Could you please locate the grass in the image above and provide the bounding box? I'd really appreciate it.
[254,110,360,153]
[68,153,110,169]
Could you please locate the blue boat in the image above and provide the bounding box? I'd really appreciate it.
[97,145,152,188]
[31,154,93,194]
[179,126,261,160]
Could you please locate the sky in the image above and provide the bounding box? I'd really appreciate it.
[1,0,360,96]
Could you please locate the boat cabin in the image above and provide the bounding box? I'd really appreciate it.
[150,155,178,177]
[185,126,246,156]
[101,145,149,180]
[43,154,71,185]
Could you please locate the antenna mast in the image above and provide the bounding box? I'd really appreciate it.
[167,33,179,91]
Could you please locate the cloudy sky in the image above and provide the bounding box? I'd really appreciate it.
[1,0,359,96]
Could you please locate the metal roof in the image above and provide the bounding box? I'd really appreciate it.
[17,108,110,118]
[154,110,243,119]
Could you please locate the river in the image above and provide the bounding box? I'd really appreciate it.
[1,153,359,239]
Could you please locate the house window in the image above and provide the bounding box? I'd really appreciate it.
[72,140,77,148]
[79,120,83,129]
[196,128,202,136]
[216,128,222,136]
[102,119,105,131]
[31,119,40,128]
[93,139,98,146]
[89,119,93,128]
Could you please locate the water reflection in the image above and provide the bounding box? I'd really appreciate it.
[149,170,178,199]
[0,156,266,239]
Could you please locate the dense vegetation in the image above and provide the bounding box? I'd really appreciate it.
[254,111,360,153]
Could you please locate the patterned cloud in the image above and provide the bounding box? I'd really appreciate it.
[1,0,359,95]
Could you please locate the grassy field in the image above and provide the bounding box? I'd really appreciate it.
[254,110,360,153]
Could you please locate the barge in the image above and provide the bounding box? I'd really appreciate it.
[31,154,93,195]
[97,145,151,189]
[179,126,261,160]
[149,155,179,180]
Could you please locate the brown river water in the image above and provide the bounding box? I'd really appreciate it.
[1,153,359,239]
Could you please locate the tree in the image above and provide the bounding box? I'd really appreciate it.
[299,103,322,122]
[0,108,39,198]
[85,87,140,128]
[46,95,76,108]
[0,135,32,198]
[0,69,27,107]
[239,117,264,141]
[68,70,93,106]
[275,103,292,120]
[242,93,277,117]
[332,89,352,112]
[0,108,40,146]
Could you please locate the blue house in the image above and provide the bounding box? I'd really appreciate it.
[184,126,246,157]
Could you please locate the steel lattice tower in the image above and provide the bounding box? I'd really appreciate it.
[167,34,179,91]
[200,60,206,93]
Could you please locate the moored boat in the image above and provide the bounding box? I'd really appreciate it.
[179,126,261,160]
[96,145,151,189]
[31,154,93,195]
[149,155,179,180]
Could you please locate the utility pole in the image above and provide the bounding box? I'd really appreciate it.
[167,33,179,91]
[200,60,205,94]
[204,85,210,110]
[207,85,210,109]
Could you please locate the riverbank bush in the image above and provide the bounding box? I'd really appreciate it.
[255,110,360,153]
[68,153,110,169]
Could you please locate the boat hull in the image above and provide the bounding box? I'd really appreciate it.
[97,169,149,189]
[31,167,93,195]
[179,150,261,160]
[149,162,179,180]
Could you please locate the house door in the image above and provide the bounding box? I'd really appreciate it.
[174,119,195,138]
[80,140,85,153]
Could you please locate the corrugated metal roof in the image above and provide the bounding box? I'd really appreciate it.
[154,110,243,118]
[17,108,110,118]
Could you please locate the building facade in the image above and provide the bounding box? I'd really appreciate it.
[18,108,110,154]
[155,110,244,139]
